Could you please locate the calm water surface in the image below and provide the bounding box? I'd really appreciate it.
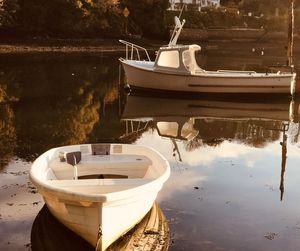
[1,46,300,251]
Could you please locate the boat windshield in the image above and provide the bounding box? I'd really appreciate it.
[157,50,180,68]
[180,119,199,141]
[156,122,179,137]
[182,48,204,74]
[182,50,194,72]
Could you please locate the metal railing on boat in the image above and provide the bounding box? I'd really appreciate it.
[120,120,150,139]
[119,40,151,61]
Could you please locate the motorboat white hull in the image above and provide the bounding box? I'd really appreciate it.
[30,144,170,251]
[121,60,297,95]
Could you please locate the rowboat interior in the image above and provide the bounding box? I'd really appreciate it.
[42,144,159,195]
[31,143,170,251]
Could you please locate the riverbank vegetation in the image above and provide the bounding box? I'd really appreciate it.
[0,0,299,39]
[0,0,169,39]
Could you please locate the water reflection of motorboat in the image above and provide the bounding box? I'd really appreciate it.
[121,116,199,141]
[121,94,300,163]
[31,203,169,251]
[121,93,300,155]
[155,118,199,141]
[121,94,299,163]
[122,94,300,128]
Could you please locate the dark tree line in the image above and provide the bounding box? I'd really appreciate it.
[0,0,297,39]
[0,0,169,38]
[120,0,169,38]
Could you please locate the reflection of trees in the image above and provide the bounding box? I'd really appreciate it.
[15,83,101,160]
[0,55,139,163]
[185,119,283,151]
[235,120,282,147]
[0,104,16,170]
[289,122,300,144]
[185,138,203,152]
[0,80,18,170]
[90,88,136,143]
[0,55,123,161]
[0,69,21,103]
[54,87,101,145]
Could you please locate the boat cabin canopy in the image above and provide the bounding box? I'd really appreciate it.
[154,44,204,75]
[155,118,199,141]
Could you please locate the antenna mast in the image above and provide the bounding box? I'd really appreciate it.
[168,4,186,47]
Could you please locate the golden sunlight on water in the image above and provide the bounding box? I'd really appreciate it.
[1,51,300,250]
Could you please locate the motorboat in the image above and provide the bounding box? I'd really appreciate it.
[119,16,297,95]
[30,143,170,251]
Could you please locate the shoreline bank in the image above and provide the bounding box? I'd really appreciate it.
[0,37,170,54]
[0,38,297,55]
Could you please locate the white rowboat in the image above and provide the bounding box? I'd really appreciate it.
[30,144,170,251]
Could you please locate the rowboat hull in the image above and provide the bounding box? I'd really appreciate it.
[31,202,170,251]
[30,144,170,251]
[120,60,297,95]
[42,187,158,250]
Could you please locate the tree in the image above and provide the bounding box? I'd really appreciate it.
[120,0,169,38]
[0,0,19,28]
[79,0,124,36]
[16,0,84,35]
[3,0,123,37]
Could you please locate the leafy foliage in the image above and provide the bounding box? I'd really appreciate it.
[17,0,83,35]
[0,0,19,27]
[0,0,169,38]
[0,0,126,37]
[119,0,169,38]
[0,0,297,37]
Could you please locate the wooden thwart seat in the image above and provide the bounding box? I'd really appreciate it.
[46,178,154,195]
[47,178,153,186]
[78,174,128,180]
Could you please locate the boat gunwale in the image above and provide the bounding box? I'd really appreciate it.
[30,144,170,203]
[120,59,296,79]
